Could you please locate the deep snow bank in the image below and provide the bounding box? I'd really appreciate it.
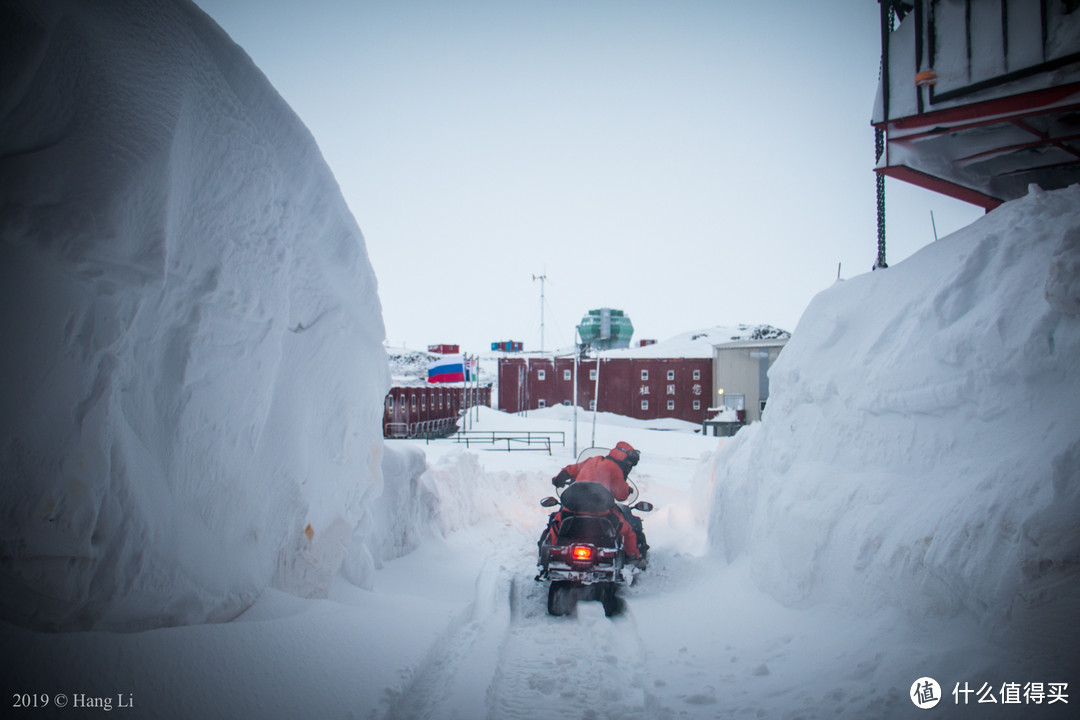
[0,0,387,630]
[706,185,1080,667]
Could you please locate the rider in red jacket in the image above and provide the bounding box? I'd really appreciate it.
[552,442,646,563]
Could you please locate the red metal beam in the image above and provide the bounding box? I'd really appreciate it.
[1009,120,1080,162]
[997,158,1080,177]
[955,131,1080,164]
[876,164,1003,210]
[881,100,1080,145]
[874,83,1080,133]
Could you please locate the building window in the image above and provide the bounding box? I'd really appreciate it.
[411,396,416,410]
[421,396,426,410]
[641,400,649,410]
[589,400,596,410]
[563,369,572,381]
[667,399,675,410]
[667,369,675,381]
[641,369,649,381]
[538,369,546,381]
[693,400,701,410]
[693,369,701,380]
[589,369,597,381]
[666,384,675,395]
[538,399,546,409]
[387,396,394,411]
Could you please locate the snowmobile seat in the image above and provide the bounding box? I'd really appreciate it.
[560,481,616,514]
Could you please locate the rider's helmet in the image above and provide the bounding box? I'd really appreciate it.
[608,441,640,469]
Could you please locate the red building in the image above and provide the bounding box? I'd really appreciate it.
[497,356,711,424]
[383,385,491,438]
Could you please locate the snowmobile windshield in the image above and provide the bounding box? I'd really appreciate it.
[576,446,609,463]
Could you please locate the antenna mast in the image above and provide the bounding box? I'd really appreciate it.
[532,273,548,353]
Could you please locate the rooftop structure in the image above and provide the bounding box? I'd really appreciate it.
[577,308,633,351]
[873,0,1080,210]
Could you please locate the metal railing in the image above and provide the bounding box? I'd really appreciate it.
[450,430,566,454]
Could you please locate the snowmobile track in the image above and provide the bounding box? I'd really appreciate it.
[379,529,674,720]
[487,561,672,719]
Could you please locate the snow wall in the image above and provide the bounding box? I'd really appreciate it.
[0,0,391,631]
[704,185,1080,669]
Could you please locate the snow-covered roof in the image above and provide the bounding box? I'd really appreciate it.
[599,324,790,359]
[714,337,790,350]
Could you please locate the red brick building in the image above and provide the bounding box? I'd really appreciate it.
[497,356,711,424]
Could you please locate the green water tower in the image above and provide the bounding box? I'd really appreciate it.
[577,308,633,350]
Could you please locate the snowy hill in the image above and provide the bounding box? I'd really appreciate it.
[385,344,496,388]
[705,184,1080,676]
[386,346,439,386]
[1,0,389,631]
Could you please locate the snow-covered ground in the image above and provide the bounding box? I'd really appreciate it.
[6,398,1079,719]
[6,401,1076,719]
[3,1,1078,718]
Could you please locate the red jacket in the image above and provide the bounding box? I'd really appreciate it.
[560,456,631,501]
[555,456,639,557]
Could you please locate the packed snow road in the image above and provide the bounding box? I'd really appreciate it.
[378,518,656,720]
[367,414,1071,720]
[366,427,893,720]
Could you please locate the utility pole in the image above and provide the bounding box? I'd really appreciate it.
[474,355,480,423]
[572,327,581,457]
[533,273,547,353]
[572,353,578,457]
[591,353,601,448]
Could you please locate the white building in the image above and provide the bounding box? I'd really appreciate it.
[711,337,789,425]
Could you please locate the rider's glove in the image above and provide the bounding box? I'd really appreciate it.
[552,469,571,488]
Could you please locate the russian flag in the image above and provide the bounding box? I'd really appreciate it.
[428,354,470,383]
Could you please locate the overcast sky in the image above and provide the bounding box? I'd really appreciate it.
[192,0,984,354]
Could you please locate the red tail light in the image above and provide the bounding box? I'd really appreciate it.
[572,545,593,561]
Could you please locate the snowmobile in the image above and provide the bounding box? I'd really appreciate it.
[536,447,653,617]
